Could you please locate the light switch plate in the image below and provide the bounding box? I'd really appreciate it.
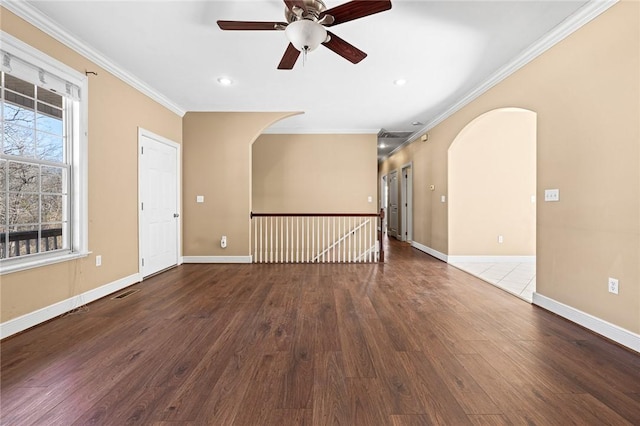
[196,195,204,203]
[544,189,559,202]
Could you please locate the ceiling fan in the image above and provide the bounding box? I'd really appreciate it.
[217,0,392,69]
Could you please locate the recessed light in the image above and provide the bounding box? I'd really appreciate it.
[412,121,423,126]
[393,79,407,86]
[379,143,387,149]
[217,77,233,86]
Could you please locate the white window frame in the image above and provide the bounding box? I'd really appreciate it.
[0,31,88,274]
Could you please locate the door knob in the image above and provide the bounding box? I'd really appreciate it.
[173,213,180,218]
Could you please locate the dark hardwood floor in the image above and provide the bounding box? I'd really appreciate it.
[2,239,640,425]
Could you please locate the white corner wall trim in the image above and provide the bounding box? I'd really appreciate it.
[411,241,448,263]
[392,0,618,154]
[533,293,640,354]
[2,2,186,117]
[0,273,141,340]
[448,255,535,264]
[183,256,252,264]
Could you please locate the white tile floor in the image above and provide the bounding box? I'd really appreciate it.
[450,261,536,302]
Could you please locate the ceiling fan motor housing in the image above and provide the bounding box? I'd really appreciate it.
[285,0,327,23]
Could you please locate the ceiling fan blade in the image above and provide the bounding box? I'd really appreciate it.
[284,0,308,14]
[278,43,301,69]
[323,31,367,64]
[320,1,392,27]
[217,20,287,31]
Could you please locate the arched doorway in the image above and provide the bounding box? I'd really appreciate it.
[448,108,537,301]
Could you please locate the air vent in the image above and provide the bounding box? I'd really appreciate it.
[377,129,413,139]
[111,289,140,299]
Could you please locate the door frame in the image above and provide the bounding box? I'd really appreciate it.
[388,169,399,239]
[380,174,388,235]
[401,162,413,242]
[138,127,182,279]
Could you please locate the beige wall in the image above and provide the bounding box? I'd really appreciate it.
[253,134,378,213]
[448,108,536,256]
[1,9,183,322]
[182,112,295,257]
[380,2,639,334]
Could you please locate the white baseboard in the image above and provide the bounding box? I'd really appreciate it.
[0,272,141,340]
[411,241,448,262]
[182,256,252,264]
[533,293,640,354]
[448,255,535,264]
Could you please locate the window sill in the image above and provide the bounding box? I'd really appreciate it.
[0,251,90,275]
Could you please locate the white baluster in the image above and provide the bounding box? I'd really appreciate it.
[259,217,263,263]
[337,216,341,263]
[358,218,362,262]
[368,218,372,263]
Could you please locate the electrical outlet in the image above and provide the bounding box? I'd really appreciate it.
[498,235,504,243]
[96,255,102,267]
[608,277,619,295]
[544,189,560,202]
[221,236,227,249]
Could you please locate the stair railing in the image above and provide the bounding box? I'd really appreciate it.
[250,210,384,263]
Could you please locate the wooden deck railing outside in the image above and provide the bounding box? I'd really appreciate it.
[0,228,63,258]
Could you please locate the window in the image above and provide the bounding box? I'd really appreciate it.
[0,32,87,274]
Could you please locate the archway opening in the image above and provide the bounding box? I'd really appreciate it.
[448,108,537,301]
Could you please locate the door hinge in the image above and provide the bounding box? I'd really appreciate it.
[141,146,144,154]
[142,258,145,267]
[141,202,144,210]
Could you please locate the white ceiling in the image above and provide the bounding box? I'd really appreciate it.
[16,0,591,145]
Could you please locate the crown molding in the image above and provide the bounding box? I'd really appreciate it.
[262,127,379,135]
[2,1,186,117]
[390,0,618,156]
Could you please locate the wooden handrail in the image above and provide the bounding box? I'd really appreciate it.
[251,212,381,218]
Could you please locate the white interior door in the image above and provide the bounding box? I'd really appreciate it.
[139,130,180,278]
[388,170,399,238]
[401,164,413,242]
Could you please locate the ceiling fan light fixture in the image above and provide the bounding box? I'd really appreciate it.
[285,19,327,52]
